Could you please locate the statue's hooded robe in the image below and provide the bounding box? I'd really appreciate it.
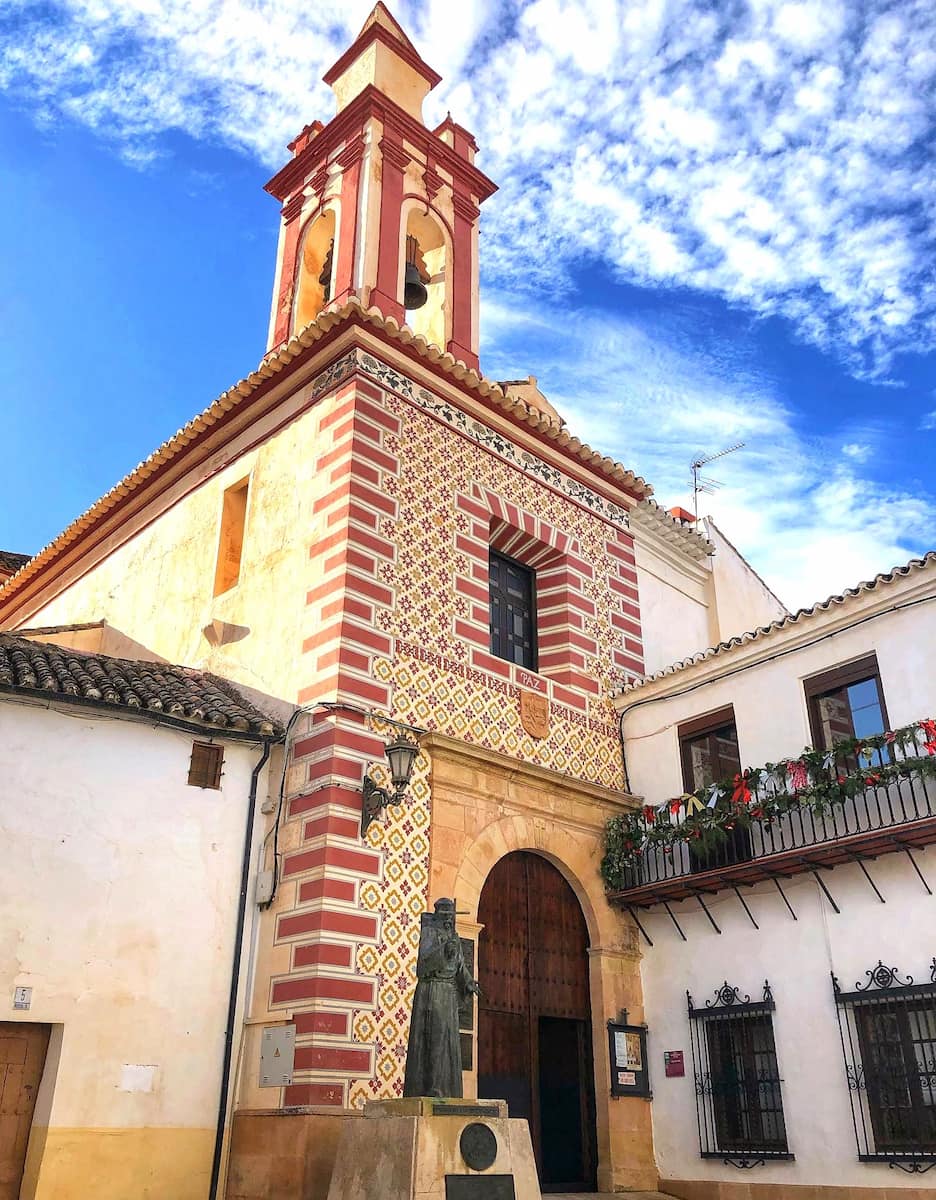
[403,908,472,1098]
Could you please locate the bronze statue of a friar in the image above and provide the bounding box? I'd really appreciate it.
[403,897,480,1098]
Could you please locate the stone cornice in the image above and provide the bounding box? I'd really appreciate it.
[423,731,637,817]
[265,85,496,206]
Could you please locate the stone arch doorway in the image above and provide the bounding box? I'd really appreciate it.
[477,850,598,1193]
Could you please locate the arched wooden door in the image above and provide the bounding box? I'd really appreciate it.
[477,851,597,1192]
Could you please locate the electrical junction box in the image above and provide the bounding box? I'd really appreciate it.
[260,1024,295,1087]
[256,869,274,905]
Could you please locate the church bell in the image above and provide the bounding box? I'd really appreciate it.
[403,235,429,310]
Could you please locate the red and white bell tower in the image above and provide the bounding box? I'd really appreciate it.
[264,3,497,372]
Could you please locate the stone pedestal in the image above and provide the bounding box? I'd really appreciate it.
[325,1098,541,1200]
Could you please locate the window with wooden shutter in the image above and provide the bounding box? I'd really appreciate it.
[188,741,224,789]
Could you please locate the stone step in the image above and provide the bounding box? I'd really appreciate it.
[548,1193,675,1200]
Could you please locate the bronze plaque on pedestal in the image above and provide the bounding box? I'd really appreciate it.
[445,1177,516,1200]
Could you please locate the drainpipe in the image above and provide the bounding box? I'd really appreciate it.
[209,738,274,1200]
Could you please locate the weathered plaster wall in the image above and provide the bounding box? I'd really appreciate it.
[633,539,715,678]
[0,699,269,1200]
[22,406,321,704]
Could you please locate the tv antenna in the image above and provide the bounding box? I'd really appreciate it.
[690,443,745,519]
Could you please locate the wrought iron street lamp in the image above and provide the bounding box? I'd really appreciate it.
[361,732,421,836]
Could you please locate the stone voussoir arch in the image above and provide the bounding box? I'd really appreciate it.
[451,811,626,952]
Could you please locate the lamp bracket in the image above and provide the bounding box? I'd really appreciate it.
[361,774,405,837]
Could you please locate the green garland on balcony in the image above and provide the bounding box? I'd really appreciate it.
[601,717,936,892]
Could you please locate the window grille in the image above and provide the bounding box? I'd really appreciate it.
[687,980,792,1167]
[489,549,537,670]
[833,958,936,1172]
[188,741,224,789]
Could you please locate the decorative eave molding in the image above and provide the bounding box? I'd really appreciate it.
[617,551,936,699]
[0,298,651,619]
[265,85,496,206]
[320,349,632,529]
[629,498,712,562]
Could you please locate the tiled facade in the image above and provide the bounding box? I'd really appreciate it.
[261,347,646,1111]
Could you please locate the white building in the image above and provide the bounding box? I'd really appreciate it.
[612,553,936,1198]
[0,633,283,1200]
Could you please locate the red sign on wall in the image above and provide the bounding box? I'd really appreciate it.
[664,1050,685,1077]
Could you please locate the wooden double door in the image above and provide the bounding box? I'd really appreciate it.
[477,852,597,1192]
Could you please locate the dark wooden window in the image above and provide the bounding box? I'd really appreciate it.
[188,741,224,789]
[489,550,537,671]
[805,654,889,766]
[688,982,791,1160]
[835,966,936,1164]
[857,1001,936,1154]
[679,706,742,792]
[679,707,751,870]
[705,1013,789,1154]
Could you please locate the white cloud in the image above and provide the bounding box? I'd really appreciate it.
[1,0,934,607]
[1,0,933,377]
[481,294,934,609]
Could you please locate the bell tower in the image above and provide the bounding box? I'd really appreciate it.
[264,3,497,372]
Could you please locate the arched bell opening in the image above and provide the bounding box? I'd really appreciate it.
[293,207,337,331]
[401,206,449,350]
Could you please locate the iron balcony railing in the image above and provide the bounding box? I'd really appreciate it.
[615,770,936,893]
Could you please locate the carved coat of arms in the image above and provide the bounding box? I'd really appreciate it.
[519,689,550,739]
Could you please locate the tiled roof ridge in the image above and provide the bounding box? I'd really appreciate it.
[630,497,712,559]
[0,550,31,573]
[0,297,652,606]
[0,632,283,737]
[620,551,936,692]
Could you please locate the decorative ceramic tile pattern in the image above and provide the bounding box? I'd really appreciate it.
[311,350,632,528]
[307,362,639,1108]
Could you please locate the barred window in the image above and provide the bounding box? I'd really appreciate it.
[833,958,936,1167]
[688,980,792,1165]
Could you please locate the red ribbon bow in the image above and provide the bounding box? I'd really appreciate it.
[732,772,752,805]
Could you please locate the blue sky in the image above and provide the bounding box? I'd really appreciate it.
[1,0,934,608]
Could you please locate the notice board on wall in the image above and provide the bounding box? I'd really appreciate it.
[607,1020,651,1098]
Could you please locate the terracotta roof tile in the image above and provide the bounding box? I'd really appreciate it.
[0,550,30,576]
[0,298,654,611]
[0,633,283,737]
[620,552,936,692]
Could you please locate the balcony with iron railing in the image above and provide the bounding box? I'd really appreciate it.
[605,761,936,910]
